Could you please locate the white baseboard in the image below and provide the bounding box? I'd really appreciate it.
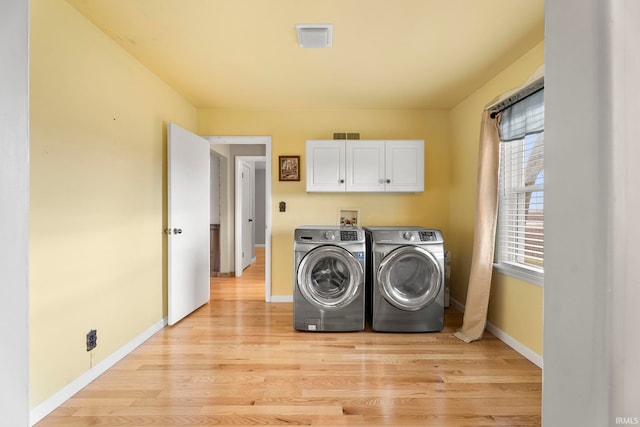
[485,321,543,368]
[30,317,167,425]
[449,298,543,368]
[269,295,293,303]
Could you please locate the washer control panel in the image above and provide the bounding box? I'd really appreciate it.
[295,226,365,244]
[340,230,360,241]
[419,231,439,241]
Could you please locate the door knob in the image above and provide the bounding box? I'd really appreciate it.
[173,228,183,234]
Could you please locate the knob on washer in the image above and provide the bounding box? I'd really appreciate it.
[324,231,335,240]
[403,231,414,241]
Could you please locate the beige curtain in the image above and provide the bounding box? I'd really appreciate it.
[453,110,501,343]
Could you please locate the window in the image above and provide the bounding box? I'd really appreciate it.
[495,89,544,285]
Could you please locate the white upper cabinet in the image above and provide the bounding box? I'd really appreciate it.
[346,140,386,192]
[306,139,424,192]
[384,140,424,192]
[306,140,346,192]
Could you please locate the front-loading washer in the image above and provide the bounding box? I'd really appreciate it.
[293,226,366,332]
[365,226,445,332]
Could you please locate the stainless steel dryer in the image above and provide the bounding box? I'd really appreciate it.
[365,226,445,332]
[294,226,366,331]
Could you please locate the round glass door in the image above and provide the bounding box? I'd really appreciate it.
[297,246,363,309]
[377,246,442,311]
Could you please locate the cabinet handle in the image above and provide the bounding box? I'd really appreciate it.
[339,179,345,184]
[386,179,391,184]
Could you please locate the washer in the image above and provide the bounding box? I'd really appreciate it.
[365,226,445,332]
[294,226,366,332]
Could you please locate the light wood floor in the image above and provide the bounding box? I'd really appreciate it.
[210,247,266,302]
[36,247,541,426]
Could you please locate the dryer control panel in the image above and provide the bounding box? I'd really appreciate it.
[419,231,439,241]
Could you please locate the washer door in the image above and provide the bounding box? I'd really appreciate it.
[377,246,442,311]
[297,246,363,310]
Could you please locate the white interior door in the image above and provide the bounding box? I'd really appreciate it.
[167,123,210,325]
[241,161,254,270]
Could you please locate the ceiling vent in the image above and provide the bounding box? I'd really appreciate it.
[296,24,333,48]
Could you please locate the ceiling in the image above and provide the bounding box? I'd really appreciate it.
[66,0,544,110]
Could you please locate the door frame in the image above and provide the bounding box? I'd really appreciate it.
[207,136,272,302]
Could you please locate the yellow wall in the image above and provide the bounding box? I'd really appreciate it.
[448,41,544,355]
[198,109,450,296]
[29,0,196,407]
[489,272,543,354]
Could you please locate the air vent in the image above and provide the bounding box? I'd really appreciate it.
[333,132,360,140]
[296,24,333,48]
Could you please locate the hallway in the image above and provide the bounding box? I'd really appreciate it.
[211,246,265,301]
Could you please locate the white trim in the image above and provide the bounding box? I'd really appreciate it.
[207,136,272,303]
[493,263,544,287]
[449,298,542,368]
[1,1,29,424]
[270,295,294,303]
[208,136,268,145]
[30,318,166,425]
[485,321,543,368]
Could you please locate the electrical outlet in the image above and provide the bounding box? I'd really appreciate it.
[86,329,97,351]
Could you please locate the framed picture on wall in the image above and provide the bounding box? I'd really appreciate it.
[279,155,300,181]
[338,208,360,227]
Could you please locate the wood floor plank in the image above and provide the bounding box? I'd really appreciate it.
[35,248,541,426]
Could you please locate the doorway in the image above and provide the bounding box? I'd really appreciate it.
[207,136,272,302]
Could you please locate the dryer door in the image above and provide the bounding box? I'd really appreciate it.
[297,246,363,309]
[377,246,442,311]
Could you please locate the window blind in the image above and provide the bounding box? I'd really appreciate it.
[499,89,544,142]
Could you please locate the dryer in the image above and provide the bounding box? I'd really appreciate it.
[365,226,445,332]
[294,226,366,331]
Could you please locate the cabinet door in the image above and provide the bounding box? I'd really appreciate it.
[384,140,424,192]
[306,140,346,192]
[346,140,385,192]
